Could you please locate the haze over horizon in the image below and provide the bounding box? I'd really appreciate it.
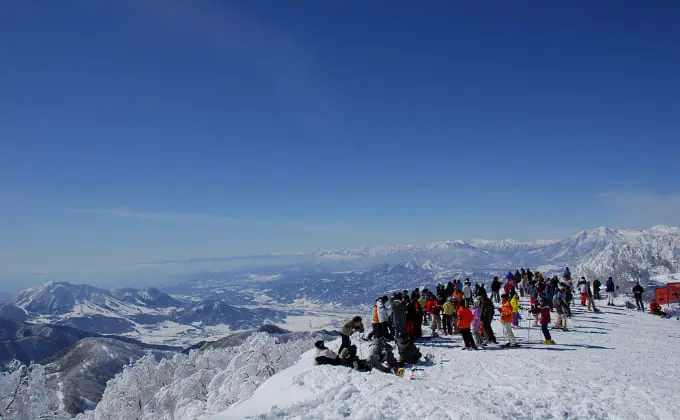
[2,1,679,288]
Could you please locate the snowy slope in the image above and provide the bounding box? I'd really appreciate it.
[210,301,680,420]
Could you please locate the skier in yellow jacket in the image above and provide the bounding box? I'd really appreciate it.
[511,294,520,327]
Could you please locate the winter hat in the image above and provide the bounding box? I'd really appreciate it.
[314,340,325,349]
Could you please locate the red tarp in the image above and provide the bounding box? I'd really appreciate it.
[656,287,668,305]
[666,282,680,303]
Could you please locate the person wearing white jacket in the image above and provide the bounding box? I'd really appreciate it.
[369,297,390,339]
[463,280,473,307]
[314,340,339,365]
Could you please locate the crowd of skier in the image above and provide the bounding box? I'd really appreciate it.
[314,267,662,376]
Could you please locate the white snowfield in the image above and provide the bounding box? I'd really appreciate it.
[210,298,680,420]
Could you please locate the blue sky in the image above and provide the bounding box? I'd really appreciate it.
[1,1,679,288]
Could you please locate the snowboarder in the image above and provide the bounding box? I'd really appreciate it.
[605,277,616,306]
[491,276,502,303]
[338,316,364,355]
[457,300,477,350]
[563,267,571,278]
[633,282,645,311]
[499,294,518,347]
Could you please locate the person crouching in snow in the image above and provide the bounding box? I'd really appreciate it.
[498,294,518,347]
[536,296,554,344]
[314,340,340,365]
[395,332,422,366]
[511,293,520,327]
[338,316,364,355]
[369,337,401,375]
[649,299,667,316]
[457,300,477,350]
[471,298,485,347]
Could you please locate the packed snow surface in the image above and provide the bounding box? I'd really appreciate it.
[210,298,680,420]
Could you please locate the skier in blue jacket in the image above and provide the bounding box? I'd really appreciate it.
[605,277,616,306]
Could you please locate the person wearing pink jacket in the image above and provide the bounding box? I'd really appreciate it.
[471,299,485,347]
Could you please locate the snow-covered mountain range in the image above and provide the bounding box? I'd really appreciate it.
[308,226,680,278]
[3,226,678,331]
[172,226,680,307]
[4,282,289,344]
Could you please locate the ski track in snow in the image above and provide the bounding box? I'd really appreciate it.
[208,298,680,420]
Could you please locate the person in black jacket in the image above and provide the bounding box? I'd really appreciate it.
[480,296,498,344]
[633,282,645,311]
[592,279,602,300]
[490,276,502,303]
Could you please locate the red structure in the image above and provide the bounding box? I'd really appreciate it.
[655,287,668,305]
[667,282,680,303]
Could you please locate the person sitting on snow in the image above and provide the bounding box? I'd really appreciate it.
[339,345,372,372]
[369,337,401,374]
[395,332,422,366]
[649,299,667,316]
[314,340,340,365]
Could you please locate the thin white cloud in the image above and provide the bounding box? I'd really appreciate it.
[598,192,680,227]
[71,207,235,223]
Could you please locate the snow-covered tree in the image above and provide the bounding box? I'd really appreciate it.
[0,360,68,420]
[77,333,319,420]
